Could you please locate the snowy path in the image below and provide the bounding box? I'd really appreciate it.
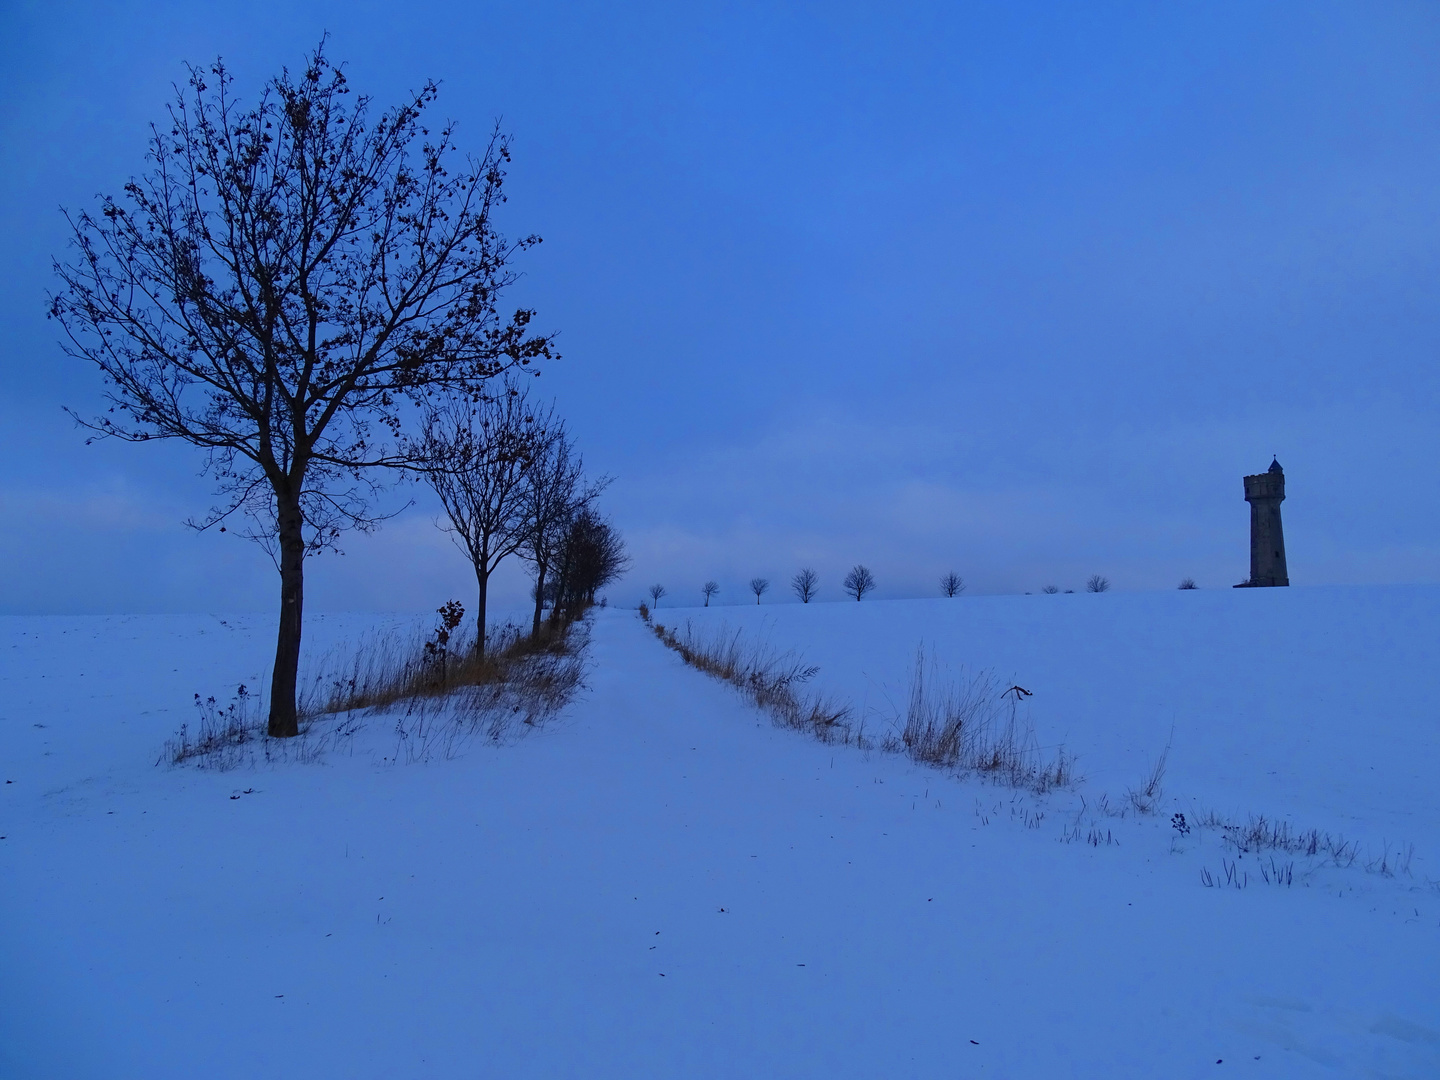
[2,608,1438,1078]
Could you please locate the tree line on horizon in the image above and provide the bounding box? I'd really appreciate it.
[649,565,922,608]
[640,569,1216,608]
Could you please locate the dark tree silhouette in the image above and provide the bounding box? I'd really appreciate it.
[516,425,588,637]
[1041,585,1060,594]
[940,572,965,597]
[1178,578,1198,590]
[421,383,546,655]
[843,565,875,601]
[1086,575,1111,593]
[50,45,554,736]
[547,508,627,621]
[702,581,719,606]
[649,584,666,608]
[749,577,770,604]
[791,568,818,603]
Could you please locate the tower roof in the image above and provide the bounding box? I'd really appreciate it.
[1268,457,1283,474]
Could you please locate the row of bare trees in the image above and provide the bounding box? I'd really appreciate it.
[1038,576,1111,593]
[681,569,1128,603]
[420,382,624,656]
[50,43,624,737]
[652,565,878,609]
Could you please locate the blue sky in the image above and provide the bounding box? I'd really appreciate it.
[3,1,1439,613]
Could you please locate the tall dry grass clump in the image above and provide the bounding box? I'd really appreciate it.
[893,647,1072,792]
[1127,739,1170,813]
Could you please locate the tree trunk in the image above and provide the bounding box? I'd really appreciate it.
[531,563,546,638]
[268,491,306,738]
[475,566,490,658]
[549,550,570,628]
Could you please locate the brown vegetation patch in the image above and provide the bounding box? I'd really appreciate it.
[644,612,1071,794]
[163,615,587,770]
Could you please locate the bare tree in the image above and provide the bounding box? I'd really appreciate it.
[702,581,719,606]
[516,425,586,637]
[1041,585,1060,594]
[791,568,818,603]
[50,45,554,736]
[649,584,666,608]
[1086,575,1111,593]
[843,564,875,601]
[749,577,770,604]
[422,383,544,655]
[1178,578,1198,590]
[940,572,965,597]
[548,508,628,622]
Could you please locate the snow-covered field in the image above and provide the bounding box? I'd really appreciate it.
[2,588,1438,1078]
[666,585,1440,866]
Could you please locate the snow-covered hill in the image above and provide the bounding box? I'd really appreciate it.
[2,590,1437,1078]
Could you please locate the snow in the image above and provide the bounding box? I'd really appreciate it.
[2,589,1438,1078]
[667,585,1440,862]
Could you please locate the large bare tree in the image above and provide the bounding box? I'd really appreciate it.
[50,44,555,736]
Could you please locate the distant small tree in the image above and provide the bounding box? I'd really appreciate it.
[791,568,818,603]
[648,584,666,608]
[702,581,719,606]
[1086,575,1111,593]
[1041,585,1060,594]
[843,564,875,601]
[1178,578,1198,590]
[940,572,965,597]
[749,577,770,604]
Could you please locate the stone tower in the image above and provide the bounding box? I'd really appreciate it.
[1236,458,1288,588]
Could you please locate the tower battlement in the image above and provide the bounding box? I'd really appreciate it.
[1242,469,1284,503]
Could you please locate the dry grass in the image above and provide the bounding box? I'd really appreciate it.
[646,619,1071,793]
[1127,738,1170,814]
[163,617,587,770]
[161,686,275,770]
[1194,809,1361,869]
[304,618,579,719]
[889,647,1072,793]
[1188,809,1426,889]
[1199,854,1297,890]
[649,618,859,744]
